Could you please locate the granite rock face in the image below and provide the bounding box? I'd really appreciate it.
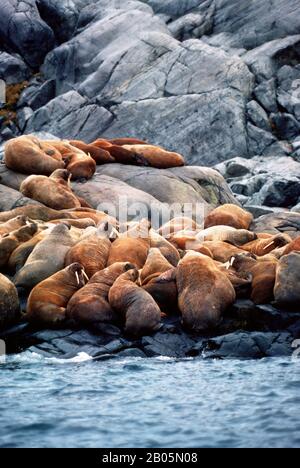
[0,0,299,165]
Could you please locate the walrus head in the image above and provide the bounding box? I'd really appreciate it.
[67,263,89,287]
[263,234,291,251]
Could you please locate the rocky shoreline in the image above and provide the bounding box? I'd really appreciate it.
[1,1,300,360]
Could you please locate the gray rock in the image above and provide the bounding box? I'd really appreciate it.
[251,211,300,235]
[248,176,300,208]
[17,107,34,132]
[247,122,289,156]
[103,91,248,166]
[253,79,278,113]
[0,164,27,191]
[271,113,300,140]
[0,0,55,68]
[201,332,293,359]
[0,183,41,211]
[36,0,79,43]
[18,79,56,111]
[246,100,271,132]
[244,205,287,219]
[0,52,30,85]
[243,35,300,82]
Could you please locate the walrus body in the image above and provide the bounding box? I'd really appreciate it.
[282,236,300,256]
[0,273,20,329]
[195,226,256,246]
[204,204,253,230]
[14,224,76,289]
[176,251,236,331]
[26,263,86,324]
[0,216,28,236]
[140,248,174,285]
[65,226,111,278]
[69,140,115,165]
[199,241,245,263]
[0,223,38,269]
[242,234,290,256]
[4,135,64,175]
[122,145,185,169]
[66,262,134,325]
[20,170,82,210]
[149,229,180,267]
[143,268,178,313]
[158,217,200,238]
[274,253,300,307]
[109,269,161,337]
[8,229,49,273]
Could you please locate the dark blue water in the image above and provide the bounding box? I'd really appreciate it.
[0,352,300,448]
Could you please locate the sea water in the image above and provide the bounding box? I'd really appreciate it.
[0,353,299,448]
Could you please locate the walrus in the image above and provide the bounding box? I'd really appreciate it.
[122,145,185,169]
[196,241,245,263]
[175,251,236,331]
[242,234,291,256]
[0,273,20,330]
[231,253,278,304]
[14,224,76,289]
[26,263,86,325]
[204,204,253,230]
[51,218,96,229]
[0,205,114,225]
[4,135,64,175]
[44,140,96,179]
[107,220,150,269]
[143,268,178,314]
[106,145,150,166]
[149,229,180,267]
[158,217,201,238]
[109,268,161,337]
[0,223,38,269]
[140,248,174,285]
[0,215,28,236]
[65,224,111,278]
[66,262,135,325]
[20,170,82,210]
[274,252,300,307]
[282,236,300,256]
[68,140,115,165]
[8,229,49,273]
[195,226,256,246]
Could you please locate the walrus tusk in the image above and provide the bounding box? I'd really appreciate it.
[75,272,80,285]
[67,173,72,188]
[263,241,275,250]
[82,270,89,282]
[109,227,120,239]
[223,261,231,270]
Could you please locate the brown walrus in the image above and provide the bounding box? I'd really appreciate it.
[0,215,28,236]
[106,145,149,166]
[143,268,178,314]
[44,140,96,179]
[158,217,201,238]
[26,263,86,325]
[175,251,236,331]
[0,223,38,269]
[20,170,82,210]
[8,229,48,273]
[4,135,64,175]
[109,268,161,337]
[122,145,185,169]
[66,262,135,325]
[204,204,253,230]
[281,236,300,256]
[109,138,148,146]
[0,273,20,329]
[149,229,180,267]
[197,241,245,263]
[51,218,96,229]
[65,225,111,278]
[14,224,76,289]
[140,248,174,285]
[69,140,115,165]
[0,205,114,225]
[242,234,291,256]
[231,253,278,304]
[107,220,150,269]
[274,252,300,307]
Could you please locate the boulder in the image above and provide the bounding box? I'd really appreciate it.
[0,0,55,68]
[0,52,30,85]
[0,183,41,211]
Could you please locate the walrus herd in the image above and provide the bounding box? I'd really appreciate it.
[1,135,300,337]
